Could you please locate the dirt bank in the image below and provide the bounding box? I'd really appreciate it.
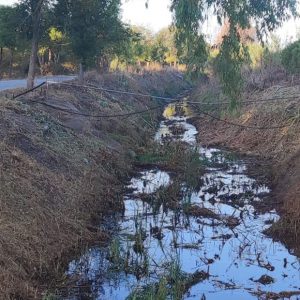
[0,70,190,299]
[190,81,300,255]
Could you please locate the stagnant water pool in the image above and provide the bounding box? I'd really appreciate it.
[63,103,300,300]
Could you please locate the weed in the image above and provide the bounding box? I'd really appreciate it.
[108,238,123,268]
[127,256,208,300]
[182,147,204,191]
[136,142,204,191]
[0,70,190,298]
[132,221,145,254]
[182,192,193,214]
[128,278,168,300]
[168,259,186,300]
[42,293,59,300]
[141,181,182,212]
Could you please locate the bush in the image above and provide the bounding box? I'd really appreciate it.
[281,40,300,74]
[247,43,264,67]
[262,47,282,68]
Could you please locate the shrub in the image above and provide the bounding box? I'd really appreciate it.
[247,43,264,68]
[281,40,300,74]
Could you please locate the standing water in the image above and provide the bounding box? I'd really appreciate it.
[64,102,300,300]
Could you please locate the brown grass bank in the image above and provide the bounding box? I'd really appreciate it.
[0,70,190,299]
[190,79,300,255]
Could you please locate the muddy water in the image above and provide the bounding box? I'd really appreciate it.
[64,103,300,300]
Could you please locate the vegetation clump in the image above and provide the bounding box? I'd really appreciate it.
[136,141,204,191]
[128,259,208,300]
[281,40,300,74]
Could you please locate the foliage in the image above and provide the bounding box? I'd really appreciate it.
[181,34,208,80]
[116,26,153,65]
[171,0,297,107]
[281,40,300,74]
[0,5,19,49]
[0,0,130,78]
[171,0,207,79]
[215,27,249,109]
[0,5,29,77]
[113,26,179,69]
[0,0,297,84]
[0,0,180,78]
[156,27,178,66]
[246,43,264,67]
[54,0,124,68]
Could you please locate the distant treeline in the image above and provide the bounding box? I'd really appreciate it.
[0,2,180,83]
[0,0,299,101]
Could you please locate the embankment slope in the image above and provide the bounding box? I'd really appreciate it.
[191,83,300,254]
[0,70,189,299]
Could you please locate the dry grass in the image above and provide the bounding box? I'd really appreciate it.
[110,62,186,74]
[189,76,300,254]
[0,70,189,299]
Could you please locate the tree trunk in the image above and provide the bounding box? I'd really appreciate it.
[27,1,43,89]
[48,48,52,63]
[9,49,13,78]
[78,62,84,84]
[97,56,110,74]
[37,52,44,75]
[96,56,101,73]
[102,56,109,73]
[0,47,3,78]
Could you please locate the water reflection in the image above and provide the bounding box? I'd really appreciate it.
[64,103,300,300]
[156,102,197,145]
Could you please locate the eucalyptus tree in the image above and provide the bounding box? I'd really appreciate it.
[170,0,297,107]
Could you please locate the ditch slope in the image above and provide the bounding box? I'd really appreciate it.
[0,70,190,299]
[190,82,300,256]
[62,102,300,300]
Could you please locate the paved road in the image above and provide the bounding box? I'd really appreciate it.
[0,75,76,91]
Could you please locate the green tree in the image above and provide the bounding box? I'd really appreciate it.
[215,27,248,109]
[54,0,124,82]
[156,27,178,66]
[0,5,19,77]
[37,26,67,74]
[150,27,178,66]
[281,40,300,74]
[113,26,153,67]
[115,26,179,68]
[17,0,48,88]
[171,0,297,107]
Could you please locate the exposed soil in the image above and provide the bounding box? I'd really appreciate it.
[0,70,190,299]
[190,81,300,255]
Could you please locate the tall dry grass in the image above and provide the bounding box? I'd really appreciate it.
[0,70,189,299]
